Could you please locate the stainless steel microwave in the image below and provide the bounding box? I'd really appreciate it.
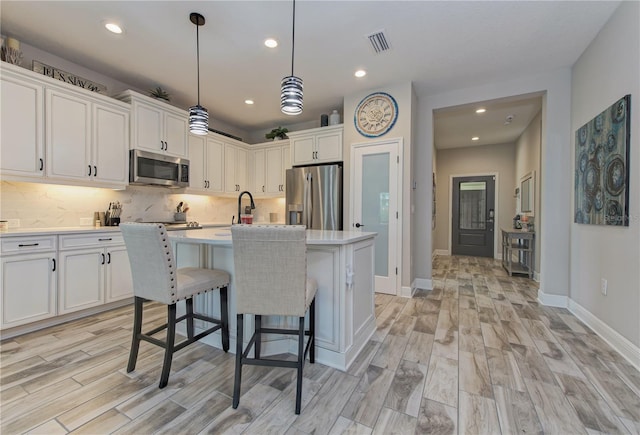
[129,149,189,188]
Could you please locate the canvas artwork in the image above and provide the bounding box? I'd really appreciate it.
[574,95,631,226]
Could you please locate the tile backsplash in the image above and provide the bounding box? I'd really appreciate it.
[0,181,285,228]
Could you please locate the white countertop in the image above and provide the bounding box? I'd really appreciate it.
[0,224,376,245]
[169,227,377,245]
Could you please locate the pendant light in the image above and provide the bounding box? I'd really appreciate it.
[189,12,208,135]
[281,0,303,115]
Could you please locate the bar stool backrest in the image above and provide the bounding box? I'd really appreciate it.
[231,225,308,317]
[120,223,178,305]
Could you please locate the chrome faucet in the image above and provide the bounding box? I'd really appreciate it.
[237,191,255,224]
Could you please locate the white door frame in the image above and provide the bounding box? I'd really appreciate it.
[351,137,403,295]
[448,171,500,259]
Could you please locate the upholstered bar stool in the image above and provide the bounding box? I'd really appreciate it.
[231,225,317,414]
[120,223,230,388]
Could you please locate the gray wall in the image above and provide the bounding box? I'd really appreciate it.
[570,1,640,347]
[434,143,516,257]
[515,110,542,274]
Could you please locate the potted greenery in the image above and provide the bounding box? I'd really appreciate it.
[265,126,289,140]
[148,86,170,102]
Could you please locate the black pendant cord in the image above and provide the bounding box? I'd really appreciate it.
[196,22,201,106]
[291,0,296,77]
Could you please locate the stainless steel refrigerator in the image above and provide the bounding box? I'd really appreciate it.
[286,164,342,230]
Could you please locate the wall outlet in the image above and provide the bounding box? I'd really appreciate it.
[601,278,608,295]
[80,217,93,226]
[7,219,20,228]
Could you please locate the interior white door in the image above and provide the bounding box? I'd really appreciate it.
[352,141,400,295]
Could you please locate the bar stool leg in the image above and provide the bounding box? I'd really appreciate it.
[255,315,262,359]
[127,297,144,373]
[220,287,229,352]
[186,298,195,339]
[310,298,316,364]
[295,315,305,414]
[159,304,177,389]
[233,313,244,409]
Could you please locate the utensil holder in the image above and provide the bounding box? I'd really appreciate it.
[174,212,186,222]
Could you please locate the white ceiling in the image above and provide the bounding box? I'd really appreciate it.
[1,1,620,142]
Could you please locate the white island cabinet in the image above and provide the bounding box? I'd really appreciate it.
[170,228,376,371]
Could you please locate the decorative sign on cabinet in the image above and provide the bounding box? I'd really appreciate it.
[116,90,188,158]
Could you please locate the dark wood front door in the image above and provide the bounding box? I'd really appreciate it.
[452,175,495,257]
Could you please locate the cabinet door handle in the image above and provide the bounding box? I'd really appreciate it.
[101,253,105,265]
[164,141,168,151]
[52,258,56,272]
[107,252,111,264]
[94,166,97,177]
[88,165,92,176]
[262,185,265,192]
[98,238,112,241]
[18,243,39,247]
[39,158,44,171]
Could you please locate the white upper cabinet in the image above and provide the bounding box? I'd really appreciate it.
[116,90,188,158]
[0,67,45,179]
[46,88,129,187]
[188,134,224,194]
[224,143,248,194]
[251,141,290,197]
[289,125,342,166]
[1,63,129,188]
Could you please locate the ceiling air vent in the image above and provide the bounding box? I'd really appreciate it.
[367,30,391,54]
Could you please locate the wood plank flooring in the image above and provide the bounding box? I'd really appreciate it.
[2,255,639,434]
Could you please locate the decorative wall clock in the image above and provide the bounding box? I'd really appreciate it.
[354,92,398,137]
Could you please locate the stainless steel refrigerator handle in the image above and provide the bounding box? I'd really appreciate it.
[305,172,313,228]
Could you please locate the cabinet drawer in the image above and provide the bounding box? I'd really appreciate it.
[1,235,57,254]
[59,232,124,250]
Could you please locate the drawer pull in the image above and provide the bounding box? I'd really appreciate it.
[98,238,113,241]
[18,243,40,247]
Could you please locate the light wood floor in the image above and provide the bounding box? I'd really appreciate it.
[2,255,639,434]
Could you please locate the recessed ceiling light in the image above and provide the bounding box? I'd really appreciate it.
[105,23,123,34]
[245,99,254,105]
[475,108,486,114]
[354,69,367,78]
[472,136,480,141]
[264,38,278,48]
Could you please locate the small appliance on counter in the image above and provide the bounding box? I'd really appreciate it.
[105,202,122,226]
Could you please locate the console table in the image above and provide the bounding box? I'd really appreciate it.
[501,229,535,279]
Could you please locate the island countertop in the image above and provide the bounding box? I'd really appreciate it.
[168,227,377,245]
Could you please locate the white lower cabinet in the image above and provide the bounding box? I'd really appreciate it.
[58,247,104,314]
[58,233,133,315]
[1,252,57,328]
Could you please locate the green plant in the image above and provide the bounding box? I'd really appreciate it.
[148,86,170,102]
[265,126,289,140]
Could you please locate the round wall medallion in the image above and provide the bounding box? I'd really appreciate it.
[354,92,398,137]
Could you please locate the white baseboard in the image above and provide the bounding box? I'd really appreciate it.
[433,249,449,257]
[537,289,568,308]
[533,270,540,282]
[568,299,640,371]
[413,278,433,291]
[400,285,415,298]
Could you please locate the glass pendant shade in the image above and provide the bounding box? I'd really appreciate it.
[281,75,303,115]
[189,104,208,135]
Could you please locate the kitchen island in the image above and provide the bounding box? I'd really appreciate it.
[170,227,377,371]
